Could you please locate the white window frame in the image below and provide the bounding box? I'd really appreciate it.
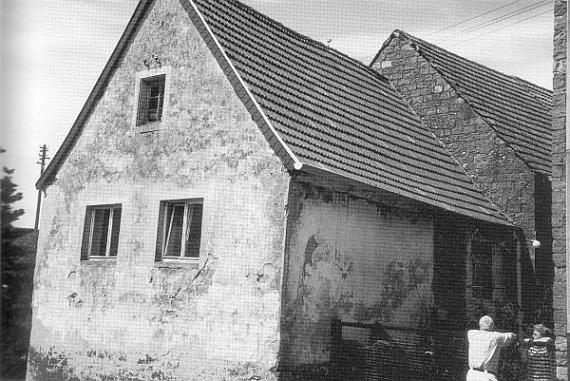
[156,199,203,261]
[82,204,122,259]
[133,67,171,133]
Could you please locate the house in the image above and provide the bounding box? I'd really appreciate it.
[28,0,540,380]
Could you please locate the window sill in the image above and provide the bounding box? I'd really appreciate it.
[154,258,200,269]
[80,258,117,267]
[136,121,162,134]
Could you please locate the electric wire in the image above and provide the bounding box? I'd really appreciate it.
[433,0,552,44]
[427,0,523,37]
[451,7,553,47]
[358,0,552,65]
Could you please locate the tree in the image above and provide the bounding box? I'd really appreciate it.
[1,148,25,231]
[1,148,33,379]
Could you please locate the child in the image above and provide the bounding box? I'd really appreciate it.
[525,324,555,381]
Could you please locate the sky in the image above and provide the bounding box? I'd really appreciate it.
[1,0,555,228]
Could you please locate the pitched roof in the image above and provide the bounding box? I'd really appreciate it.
[188,0,510,224]
[37,0,512,226]
[386,30,552,175]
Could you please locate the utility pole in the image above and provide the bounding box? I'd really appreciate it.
[34,145,49,230]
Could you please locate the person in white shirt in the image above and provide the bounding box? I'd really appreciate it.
[466,315,517,381]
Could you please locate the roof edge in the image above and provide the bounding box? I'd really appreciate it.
[381,30,550,175]
[182,0,302,171]
[299,162,514,227]
[369,29,402,68]
[37,0,304,190]
[36,0,157,190]
[397,30,552,95]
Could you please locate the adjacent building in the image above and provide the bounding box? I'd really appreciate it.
[27,0,557,379]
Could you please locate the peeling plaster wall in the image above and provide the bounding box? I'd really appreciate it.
[28,0,289,379]
[280,179,434,368]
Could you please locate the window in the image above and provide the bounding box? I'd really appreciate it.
[136,75,166,126]
[81,205,122,259]
[155,200,203,260]
[471,239,492,299]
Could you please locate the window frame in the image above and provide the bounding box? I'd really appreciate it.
[133,67,171,132]
[155,198,203,262]
[471,237,493,300]
[81,204,122,260]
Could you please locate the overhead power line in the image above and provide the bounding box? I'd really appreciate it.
[452,7,553,47]
[427,0,522,37]
[434,0,552,44]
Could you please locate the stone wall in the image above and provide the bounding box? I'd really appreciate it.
[27,0,289,379]
[372,33,536,255]
[372,34,542,320]
[553,0,568,379]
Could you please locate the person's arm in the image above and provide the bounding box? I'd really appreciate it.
[494,331,516,345]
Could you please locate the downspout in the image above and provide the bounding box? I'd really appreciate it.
[515,233,523,323]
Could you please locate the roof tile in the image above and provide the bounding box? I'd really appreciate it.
[399,31,552,174]
[191,0,511,225]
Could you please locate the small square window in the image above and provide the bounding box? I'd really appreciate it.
[137,75,165,126]
[155,200,203,260]
[81,205,122,260]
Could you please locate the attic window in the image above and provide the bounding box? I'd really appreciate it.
[155,199,203,260]
[137,75,166,126]
[81,205,122,259]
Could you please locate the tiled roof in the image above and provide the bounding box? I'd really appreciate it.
[189,0,510,224]
[37,0,511,225]
[396,31,552,174]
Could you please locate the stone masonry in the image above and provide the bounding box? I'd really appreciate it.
[553,0,568,379]
[372,34,540,315]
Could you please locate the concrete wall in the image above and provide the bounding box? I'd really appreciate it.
[553,0,568,378]
[27,0,289,379]
[280,178,434,370]
[372,35,543,319]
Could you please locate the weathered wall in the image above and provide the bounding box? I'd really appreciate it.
[28,0,289,379]
[553,0,568,378]
[372,35,541,318]
[280,178,434,369]
[372,33,536,249]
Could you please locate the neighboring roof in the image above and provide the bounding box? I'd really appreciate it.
[37,0,512,226]
[381,30,552,175]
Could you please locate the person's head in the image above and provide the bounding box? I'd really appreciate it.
[479,315,494,331]
[532,324,550,340]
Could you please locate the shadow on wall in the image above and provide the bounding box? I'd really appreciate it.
[1,228,38,381]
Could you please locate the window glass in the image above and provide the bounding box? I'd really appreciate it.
[137,75,165,126]
[156,200,203,260]
[164,204,184,257]
[81,205,121,259]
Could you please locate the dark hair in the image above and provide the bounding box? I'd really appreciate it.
[533,324,551,337]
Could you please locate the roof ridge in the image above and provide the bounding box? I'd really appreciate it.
[396,29,551,95]
[218,0,394,85]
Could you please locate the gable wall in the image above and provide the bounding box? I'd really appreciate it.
[372,36,545,318]
[27,0,289,379]
[553,0,568,378]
